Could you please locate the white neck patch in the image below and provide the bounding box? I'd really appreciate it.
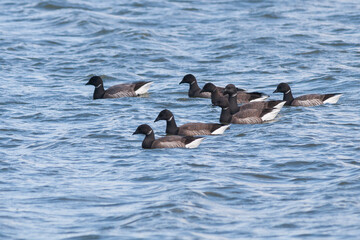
[285,90,291,94]
[190,81,195,85]
[231,93,237,98]
[95,83,102,89]
[223,107,229,110]
[167,116,174,122]
[146,130,153,135]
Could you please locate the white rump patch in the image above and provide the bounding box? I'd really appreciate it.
[250,94,269,102]
[274,101,286,109]
[135,82,153,95]
[185,138,204,148]
[261,108,281,122]
[323,94,342,104]
[211,124,230,135]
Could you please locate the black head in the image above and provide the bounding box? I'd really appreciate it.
[86,76,103,86]
[224,84,237,95]
[214,97,229,108]
[273,82,291,93]
[133,124,154,136]
[200,83,217,93]
[180,74,197,85]
[154,109,174,122]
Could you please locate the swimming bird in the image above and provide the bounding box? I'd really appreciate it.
[200,82,269,105]
[224,84,285,114]
[273,82,342,107]
[200,82,227,105]
[85,76,153,99]
[180,74,268,103]
[216,98,283,124]
[133,124,204,149]
[179,74,214,98]
[154,109,230,136]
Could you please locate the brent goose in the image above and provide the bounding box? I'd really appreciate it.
[180,74,268,103]
[179,74,246,98]
[216,98,283,124]
[133,124,204,149]
[273,82,342,107]
[200,83,227,105]
[179,74,214,98]
[224,84,285,114]
[154,109,230,136]
[200,82,269,105]
[86,76,153,99]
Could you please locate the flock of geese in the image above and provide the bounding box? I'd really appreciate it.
[86,74,342,149]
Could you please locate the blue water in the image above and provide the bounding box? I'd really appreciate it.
[1,0,360,239]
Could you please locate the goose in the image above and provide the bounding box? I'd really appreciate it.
[224,84,285,114]
[154,109,230,136]
[200,82,269,105]
[180,74,267,103]
[216,98,283,124]
[200,82,227,105]
[86,76,153,99]
[179,74,245,98]
[133,124,204,149]
[273,82,342,107]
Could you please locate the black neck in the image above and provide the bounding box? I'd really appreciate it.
[283,90,294,105]
[211,89,222,105]
[142,132,155,149]
[93,84,105,99]
[219,107,232,124]
[228,93,239,114]
[188,82,201,96]
[165,117,179,135]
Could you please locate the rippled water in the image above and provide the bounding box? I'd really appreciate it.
[1,0,360,239]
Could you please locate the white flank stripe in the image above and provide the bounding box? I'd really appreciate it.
[323,94,343,104]
[274,101,286,109]
[211,124,230,135]
[250,94,270,102]
[261,108,280,122]
[135,82,153,95]
[185,138,204,148]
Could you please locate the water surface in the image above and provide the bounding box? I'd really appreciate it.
[1,0,360,239]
